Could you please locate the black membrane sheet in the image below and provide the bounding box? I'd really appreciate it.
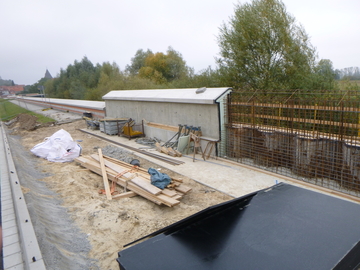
[117,183,360,270]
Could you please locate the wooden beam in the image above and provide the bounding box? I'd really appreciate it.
[131,177,162,195]
[232,102,360,112]
[112,191,137,200]
[98,148,112,200]
[161,188,178,197]
[146,122,179,132]
[232,113,360,129]
[175,184,192,194]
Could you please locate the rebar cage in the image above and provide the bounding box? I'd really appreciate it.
[221,89,360,197]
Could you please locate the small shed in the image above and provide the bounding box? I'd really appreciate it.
[102,87,232,156]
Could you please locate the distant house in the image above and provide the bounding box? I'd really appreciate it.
[0,85,24,97]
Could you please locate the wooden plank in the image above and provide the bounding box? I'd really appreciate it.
[167,147,177,157]
[157,194,180,206]
[232,123,360,145]
[174,149,182,157]
[233,101,360,113]
[155,142,170,155]
[172,177,183,183]
[112,191,137,200]
[98,149,112,200]
[103,155,149,175]
[155,142,162,153]
[131,177,162,195]
[161,146,169,155]
[161,188,178,197]
[175,184,192,194]
[146,122,179,132]
[91,154,134,179]
[232,112,360,129]
[172,194,183,200]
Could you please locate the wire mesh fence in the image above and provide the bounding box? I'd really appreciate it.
[221,89,360,197]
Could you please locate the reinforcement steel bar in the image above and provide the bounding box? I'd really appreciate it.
[78,129,184,165]
[223,90,360,198]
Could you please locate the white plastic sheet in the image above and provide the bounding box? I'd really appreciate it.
[30,129,82,162]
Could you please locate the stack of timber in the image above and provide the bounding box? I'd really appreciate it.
[75,154,191,207]
[155,142,182,157]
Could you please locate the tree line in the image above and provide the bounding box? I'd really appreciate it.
[25,47,221,100]
[0,77,15,86]
[335,67,360,80]
[21,0,357,100]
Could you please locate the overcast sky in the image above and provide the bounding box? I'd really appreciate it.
[1,0,359,85]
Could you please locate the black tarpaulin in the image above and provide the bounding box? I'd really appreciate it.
[117,183,360,270]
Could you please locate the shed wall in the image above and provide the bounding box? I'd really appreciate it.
[105,100,220,139]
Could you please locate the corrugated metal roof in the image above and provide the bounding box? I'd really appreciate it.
[102,87,232,104]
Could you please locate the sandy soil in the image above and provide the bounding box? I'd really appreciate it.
[7,117,233,270]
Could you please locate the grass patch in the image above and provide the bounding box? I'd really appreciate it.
[0,99,55,123]
[336,80,360,90]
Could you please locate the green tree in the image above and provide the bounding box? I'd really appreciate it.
[312,59,336,90]
[217,0,316,91]
[138,47,189,84]
[125,49,153,75]
[165,47,189,81]
[25,77,51,94]
[46,56,101,99]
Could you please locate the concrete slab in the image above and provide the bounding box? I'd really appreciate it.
[3,233,20,246]
[3,242,22,257]
[4,252,23,269]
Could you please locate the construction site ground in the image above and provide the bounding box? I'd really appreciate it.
[4,105,357,270]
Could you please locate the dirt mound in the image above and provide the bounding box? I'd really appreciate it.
[7,113,55,132]
[16,113,38,130]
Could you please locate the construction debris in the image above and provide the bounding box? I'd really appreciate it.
[79,129,184,165]
[75,154,192,207]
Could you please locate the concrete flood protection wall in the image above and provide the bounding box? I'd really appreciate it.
[225,90,360,198]
[103,88,232,156]
[16,96,106,119]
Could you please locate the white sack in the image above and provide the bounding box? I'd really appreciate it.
[30,129,82,162]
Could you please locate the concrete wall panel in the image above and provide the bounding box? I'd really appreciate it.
[105,100,220,139]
